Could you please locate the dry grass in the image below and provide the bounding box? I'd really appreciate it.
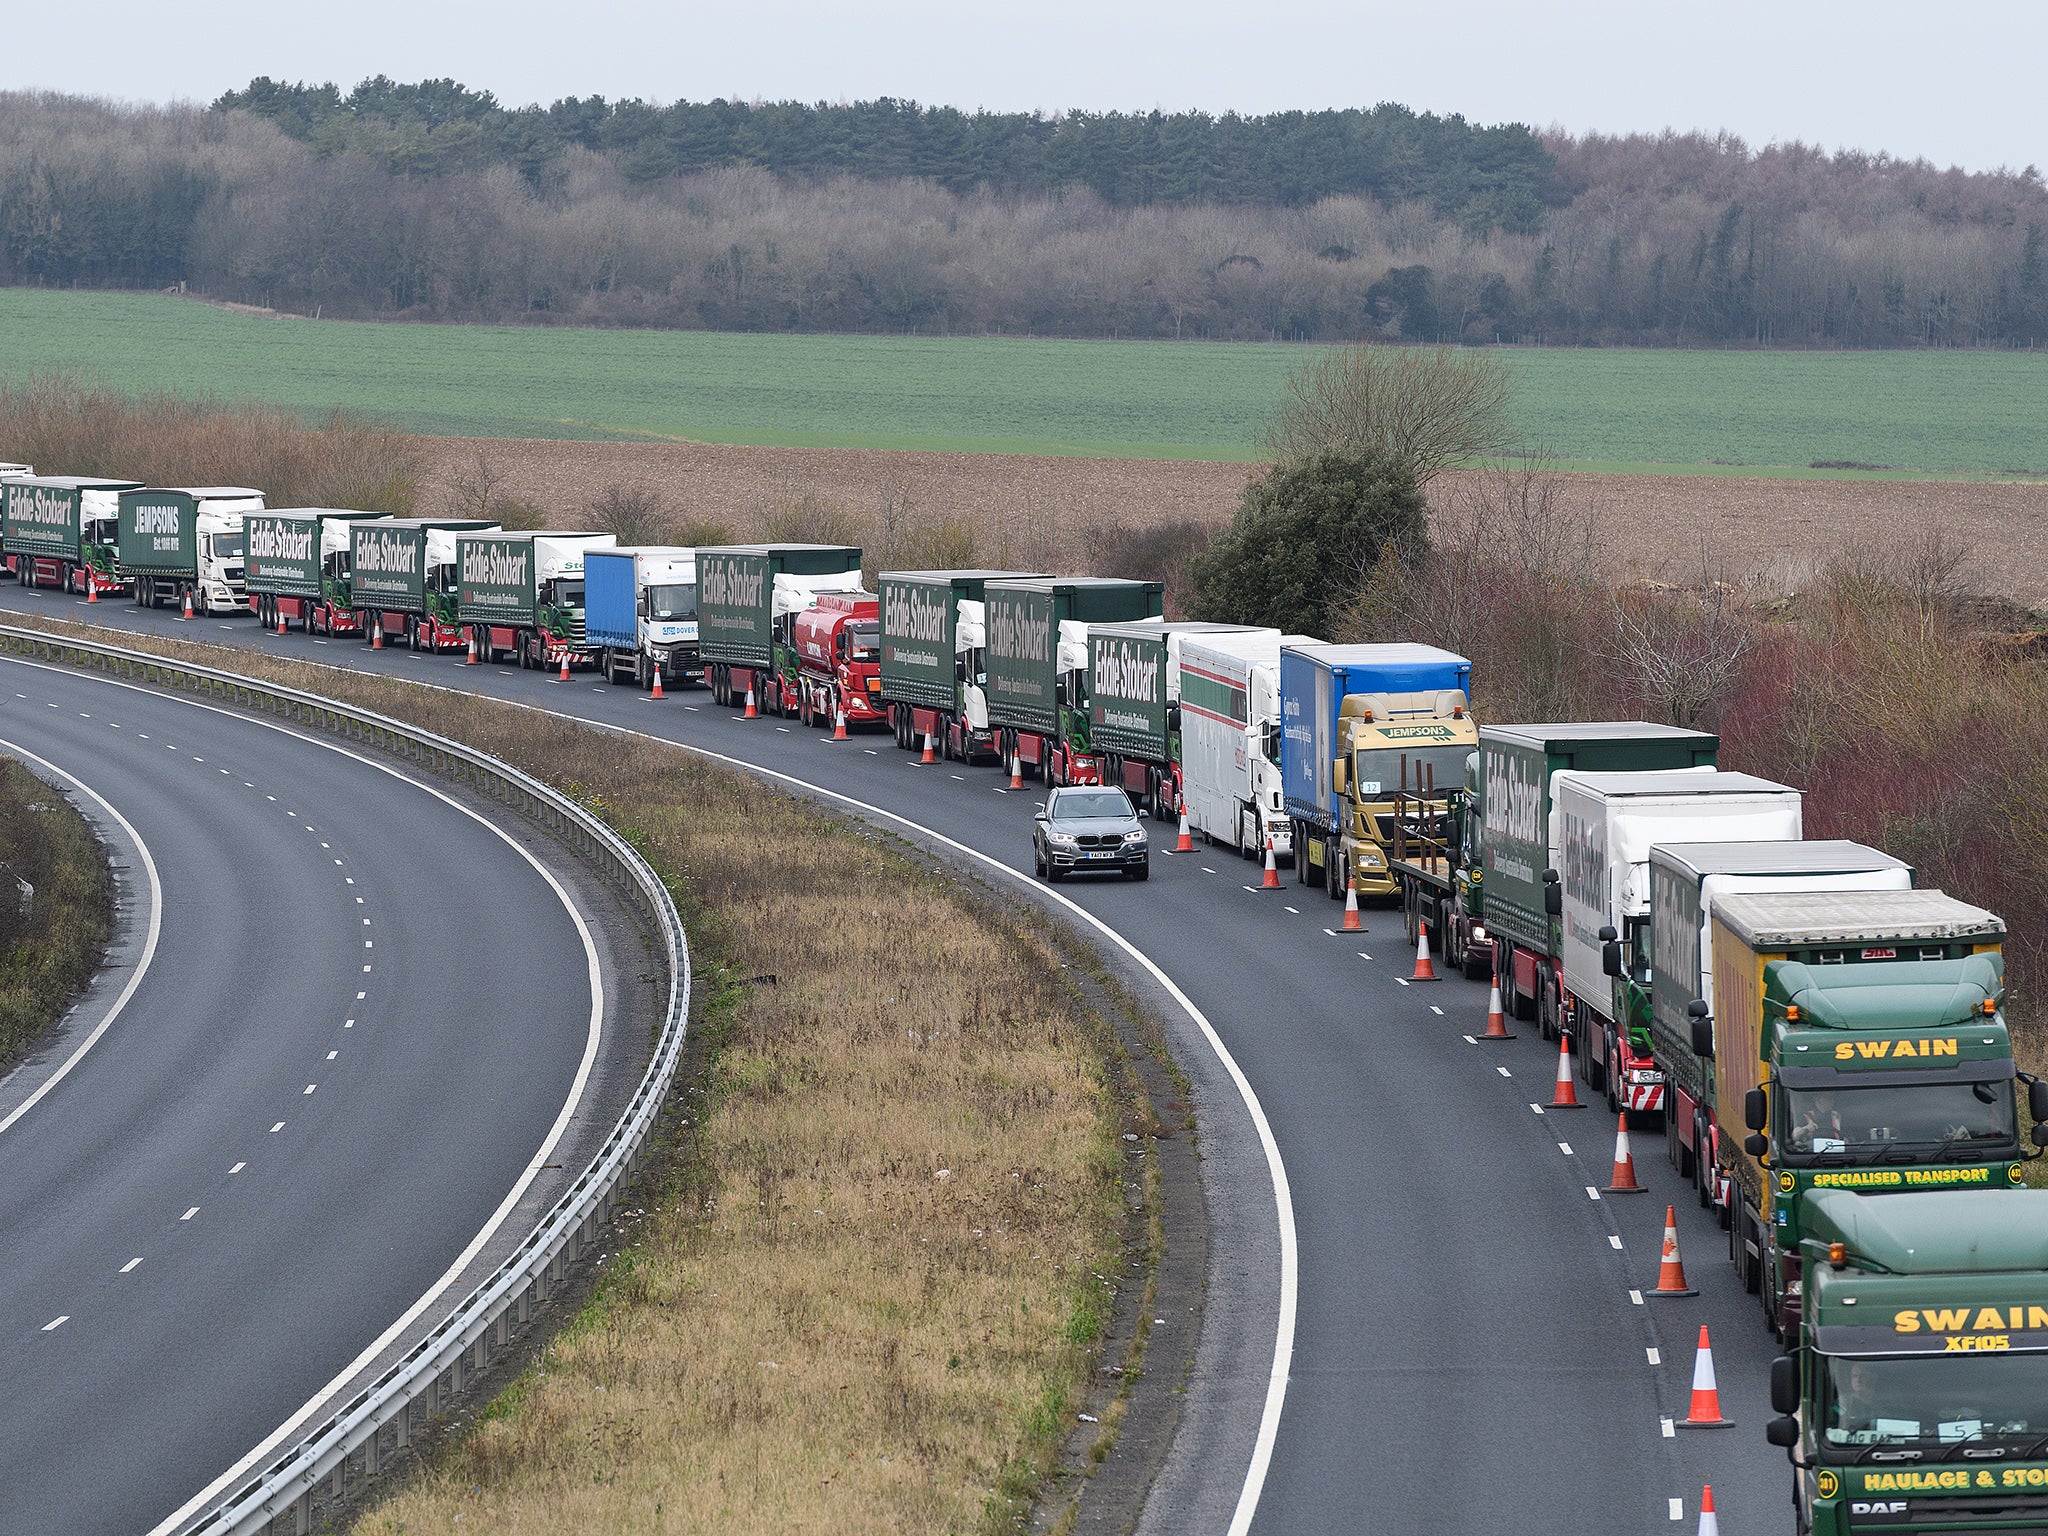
[0,611,1129,1534]
[0,374,423,511]
[0,752,111,1070]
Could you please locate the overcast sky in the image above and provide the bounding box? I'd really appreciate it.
[20,0,2044,175]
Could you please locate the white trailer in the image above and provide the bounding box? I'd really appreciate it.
[586,546,699,687]
[1177,630,1318,859]
[1552,769,1804,1114]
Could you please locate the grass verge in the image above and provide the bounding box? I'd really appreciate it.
[0,752,112,1070]
[2,612,1142,1534]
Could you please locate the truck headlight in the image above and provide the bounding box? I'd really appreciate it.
[1357,850,1385,869]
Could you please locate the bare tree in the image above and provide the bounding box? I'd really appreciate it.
[1602,559,1759,729]
[1262,343,1515,484]
[588,483,671,545]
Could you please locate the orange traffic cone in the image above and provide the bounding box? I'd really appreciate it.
[1680,1325,1734,1428]
[1176,810,1193,852]
[1010,753,1024,790]
[466,629,479,665]
[86,578,98,604]
[650,668,664,699]
[1605,1112,1646,1193]
[371,619,383,649]
[181,588,194,621]
[1549,1031,1583,1108]
[1411,921,1437,980]
[833,706,847,739]
[558,650,571,682]
[921,731,936,764]
[1341,878,1363,931]
[1695,1485,1719,1536]
[276,608,287,636]
[1649,1204,1698,1297]
[1481,966,1515,1039]
[743,687,757,719]
[1261,837,1281,889]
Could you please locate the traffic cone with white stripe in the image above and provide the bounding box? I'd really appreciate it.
[743,686,757,719]
[921,731,936,765]
[1340,877,1363,931]
[371,618,383,649]
[1549,1031,1583,1108]
[1010,753,1024,790]
[833,706,847,739]
[86,577,97,604]
[1177,809,1193,852]
[276,607,287,635]
[1481,963,1515,1039]
[650,668,664,699]
[558,650,571,682]
[1605,1112,1646,1193]
[467,629,479,665]
[1694,1485,1719,1535]
[1411,920,1438,980]
[181,588,194,621]
[1649,1204,1698,1297]
[1261,836,1281,889]
[1680,1325,1734,1427]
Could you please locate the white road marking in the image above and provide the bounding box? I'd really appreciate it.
[1609,1235,1624,1250]
[1669,1496,1684,1519]
[1395,977,1409,987]
[1531,1104,1546,1114]
[1558,1142,1573,1154]
[302,1084,316,1095]
[180,1207,198,1221]
[1429,1005,1443,1016]
[1462,1034,1477,1044]
[269,1122,284,1133]
[121,1258,143,1273]
[950,773,964,781]
[1661,1418,1675,1438]
[1202,867,1217,874]
[1586,1186,1601,1200]
[356,991,366,1000]
[1646,1347,1660,1365]
[864,748,877,755]
[1630,1290,1644,1305]
[1495,1065,1511,1077]
[42,1316,67,1331]
[1282,904,1298,913]
[230,1163,245,1175]
[361,964,370,972]
[326,1051,338,1061]
[363,939,372,948]
[1357,951,1372,960]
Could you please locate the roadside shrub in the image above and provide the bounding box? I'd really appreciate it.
[1190,451,1425,635]
[0,757,112,1070]
[1080,517,1217,619]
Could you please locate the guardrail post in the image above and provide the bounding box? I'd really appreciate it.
[365,1421,381,1476]
[294,1490,311,1535]
[395,1399,411,1450]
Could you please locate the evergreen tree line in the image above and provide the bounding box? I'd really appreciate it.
[1,88,2043,346]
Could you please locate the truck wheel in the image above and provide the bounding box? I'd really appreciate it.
[1604,1036,1621,1111]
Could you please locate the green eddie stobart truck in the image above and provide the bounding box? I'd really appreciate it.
[877,569,1038,762]
[3,475,142,595]
[457,531,617,669]
[1478,722,1719,1027]
[983,577,1164,788]
[697,545,864,712]
[1087,621,1261,822]
[1696,889,2025,1341]
[350,518,498,649]
[1763,1189,2048,1535]
[244,509,391,635]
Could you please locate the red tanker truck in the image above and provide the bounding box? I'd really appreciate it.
[791,591,886,730]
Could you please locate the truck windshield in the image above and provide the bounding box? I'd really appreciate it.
[1782,1080,2016,1158]
[1821,1352,2045,1450]
[558,581,584,608]
[647,583,697,621]
[209,533,245,560]
[1355,745,1470,801]
[846,622,879,662]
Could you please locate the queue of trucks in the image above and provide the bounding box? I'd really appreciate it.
[4,491,2045,1531]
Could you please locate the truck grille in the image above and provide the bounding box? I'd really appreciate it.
[1847,1491,2048,1529]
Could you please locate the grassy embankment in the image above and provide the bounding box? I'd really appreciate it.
[0,753,112,1070]
[1,610,1151,1533]
[1,288,2044,474]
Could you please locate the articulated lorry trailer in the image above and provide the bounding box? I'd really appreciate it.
[1477,723,1720,1024]
[697,545,864,711]
[457,531,617,669]
[1765,1188,2048,1535]
[243,509,390,635]
[1280,643,1475,904]
[983,577,1165,786]
[585,546,700,689]
[117,486,264,613]
[1177,629,1319,860]
[1692,889,2020,1340]
[1649,840,1913,1216]
[1554,770,1805,1118]
[877,570,1038,762]
[791,590,884,730]
[1086,621,1265,822]
[350,518,499,649]
[3,476,142,595]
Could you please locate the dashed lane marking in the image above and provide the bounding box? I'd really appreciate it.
[121,1258,143,1273]
[229,1163,245,1175]
[41,1316,67,1332]
[1661,1418,1675,1438]
[1646,1348,1660,1364]
[1429,1005,1443,1015]
[269,1122,284,1133]
[1630,1290,1644,1305]
[1495,1065,1511,1077]
[1668,1497,1683,1520]
[1586,1186,1601,1200]
[302,1084,316,1095]
[1531,1103,1546,1114]
[1462,1035,1477,1044]
[326,1051,338,1061]
[1609,1235,1624,1250]
[180,1207,198,1221]
[1558,1142,1573,1154]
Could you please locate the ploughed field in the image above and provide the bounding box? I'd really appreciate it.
[417,436,2048,609]
[5,289,2047,474]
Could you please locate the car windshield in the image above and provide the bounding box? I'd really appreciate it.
[648,582,697,621]
[1783,1080,2016,1158]
[846,622,879,662]
[1821,1352,2047,1450]
[1354,744,1470,800]
[210,532,245,560]
[1053,791,1134,820]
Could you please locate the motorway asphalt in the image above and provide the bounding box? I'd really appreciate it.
[0,650,600,1535]
[1,594,1797,1534]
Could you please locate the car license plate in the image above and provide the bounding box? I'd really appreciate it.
[1085,851,1115,860]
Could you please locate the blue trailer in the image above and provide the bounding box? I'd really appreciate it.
[584,546,701,688]
[1278,642,1476,900]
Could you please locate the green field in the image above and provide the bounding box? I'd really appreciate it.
[2,289,2043,474]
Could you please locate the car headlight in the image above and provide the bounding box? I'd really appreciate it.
[1122,829,1146,843]
[1046,832,1077,845]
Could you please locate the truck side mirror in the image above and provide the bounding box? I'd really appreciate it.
[955,656,967,682]
[1744,1087,1768,1131]
[1688,1000,1713,1059]
[2030,1078,2048,1125]
[1745,1132,1768,1158]
[1166,703,1181,732]
[1332,758,1348,795]
[1765,1415,1800,1449]
[1542,869,1562,917]
[1769,1354,1799,1414]
[1055,679,1068,707]
[1601,936,1622,978]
